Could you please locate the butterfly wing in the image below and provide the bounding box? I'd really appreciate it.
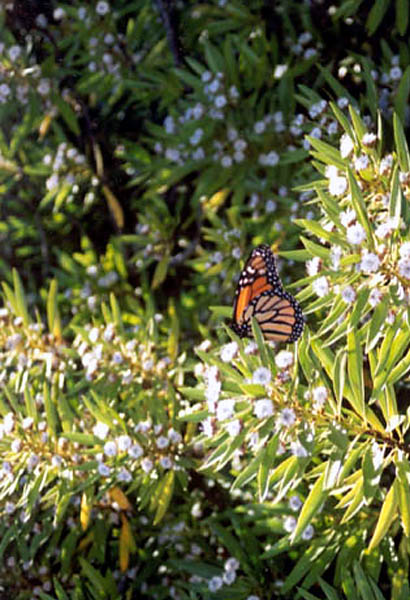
[231,245,304,342]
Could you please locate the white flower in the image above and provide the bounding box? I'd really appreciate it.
[96,1,110,15]
[289,495,302,511]
[274,64,288,79]
[159,456,173,469]
[5,502,15,514]
[117,468,132,482]
[168,428,182,444]
[93,422,109,440]
[223,569,236,584]
[254,399,274,419]
[339,134,354,158]
[205,367,221,412]
[98,462,111,477]
[312,276,329,298]
[201,418,214,437]
[346,223,366,245]
[208,576,223,592]
[116,435,132,452]
[252,367,271,385]
[302,524,315,540]
[284,516,297,532]
[341,285,356,303]
[244,341,258,354]
[340,209,356,227]
[22,417,34,430]
[8,45,22,61]
[275,351,294,369]
[37,79,51,96]
[234,139,247,151]
[306,256,321,276]
[225,557,240,572]
[216,399,236,421]
[312,386,328,410]
[337,97,349,108]
[362,132,377,147]
[128,443,143,459]
[398,258,410,280]
[360,252,380,272]
[354,154,369,171]
[399,242,410,259]
[279,408,296,427]
[390,66,402,80]
[291,441,309,457]
[369,288,383,307]
[201,70,212,82]
[220,341,238,363]
[104,441,117,457]
[328,173,347,196]
[225,419,240,437]
[215,94,227,108]
[380,154,393,175]
[221,155,233,168]
[141,458,153,473]
[156,435,169,449]
[254,121,266,134]
[11,439,22,453]
[229,85,240,99]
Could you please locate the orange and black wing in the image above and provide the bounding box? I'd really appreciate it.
[231,245,304,343]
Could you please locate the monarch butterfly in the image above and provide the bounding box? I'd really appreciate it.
[231,244,304,343]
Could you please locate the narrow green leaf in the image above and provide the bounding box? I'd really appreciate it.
[151,254,170,290]
[393,113,410,171]
[153,470,175,525]
[389,164,404,220]
[333,349,347,415]
[396,0,409,35]
[394,65,410,123]
[43,381,59,439]
[396,457,410,538]
[353,562,376,600]
[347,329,365,418]
[12,268,30,326]
[367,480,398,551]
[348,105,367,140]
[366,0,390,35]
[365,295,389,352]
[290,472,326,543]
[347,168,374,248]
[257,434,279,501]
[53,95,81,136]
[109,293,123,331]
[330,101,355,140]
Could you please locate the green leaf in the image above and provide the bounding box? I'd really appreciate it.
[47,279,61,339]
[153,470,175,525]
[347,168,374,248]
[257,434,279,501]
[365,295,389,352]
[366,0,390,35]
[12,268,30,326]
[396,457,410,537]
[300,236,331,260]
[389,164,404,221]
[53,94,81,136]
[78,558,107,598]
[307,136,346,169]
[290,472,326,543]
[348,105,367,140]
[368,482,398,552]
[333,349,347,416]
[393,113,410,171]
[330,101,355,140]
[396,0,409,35]
[151,254,170,290]
[347,329,365,418]
[394,66,410,123]
[43,381,59,439]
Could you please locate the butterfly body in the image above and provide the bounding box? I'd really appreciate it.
[231,244,304,343]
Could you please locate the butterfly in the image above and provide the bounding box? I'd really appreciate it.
[231,244,304,343]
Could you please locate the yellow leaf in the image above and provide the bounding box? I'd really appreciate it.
[368,480,398,551]
[119,514,131,572]
[102,184,124,229]
[80,491,92,531]
[109,486,132,511]
[39,113,53,139]
[206,188,230,211]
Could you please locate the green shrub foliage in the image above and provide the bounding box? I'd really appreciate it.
[1,1,410,599]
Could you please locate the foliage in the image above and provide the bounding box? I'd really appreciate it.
[0,0,410,599]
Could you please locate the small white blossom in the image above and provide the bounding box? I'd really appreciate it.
[96,1,110,15]
[354,154,370,171]
[208,576,223,592]
[220,341,238,363]
[215,94,227,108]
[400,242,410,259]
[279,408,296,427]
[93,422,109,440]
[312,386,328,410]
[362,132,377,147]
[254,121,266,134]
[398,258,410,280]
[98,462,111,477]
[346,223,366,245]
[340,133,354,158]
[5,502,15,514]
[128,443,143,459]
[156,436,169,449]
[328,173,347,196]
[217,399,236,421]
[312,276,329,297]
[291,441,309,458]
[341,285,356,303]
[283,516,297,532]
[302,524,315,540]
[221,155,233,168]
[275,350,294,369]
[274,64,288,79]
[369,288,383,307]
[104,441,117,457]
[225,419,241,436]
[117,468,132,482]
[252,367,271,385]
[168,428,182,444]
[225,557,240,571]
[340,209,356,227]
[360,252,380,273]
[159,456,173,469]
[141,458,153,473]
[289,495,302,511]
[306,256,321,276]
[390,66,402,81]
[254,399,274,419]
